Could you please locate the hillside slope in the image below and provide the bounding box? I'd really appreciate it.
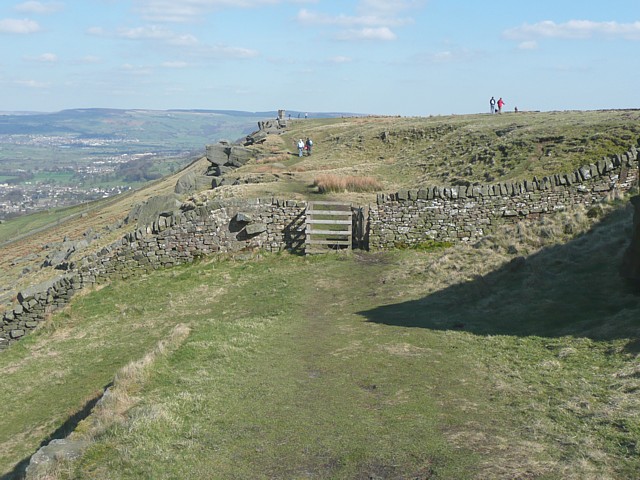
[0,110,639,479]
[2,109,640,317]
[1,202,639,479]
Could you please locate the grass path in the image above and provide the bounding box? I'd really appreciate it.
[2,205,640,479]
[64,254,495,479]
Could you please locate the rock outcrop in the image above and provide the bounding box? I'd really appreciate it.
[174,170,214,194]
[202,141,256,188]
[126,194,182,227]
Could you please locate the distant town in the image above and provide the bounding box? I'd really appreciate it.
[0,134,159,220]
[0,107,287,221]
[0,182,131,220]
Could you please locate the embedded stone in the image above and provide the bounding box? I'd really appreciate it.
[578,166,591,181]
[245,223,267,236]
[235,212,253,223]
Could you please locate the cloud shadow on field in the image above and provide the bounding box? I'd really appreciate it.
[358,205,640,351]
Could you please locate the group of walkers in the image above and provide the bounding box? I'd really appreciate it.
[489,96,505,114]
[297,137,313,157]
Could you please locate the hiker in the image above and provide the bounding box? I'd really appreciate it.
[305,137,313,155]
[497,97,505,113]
[297,138,305,157]
[490,96,496,114]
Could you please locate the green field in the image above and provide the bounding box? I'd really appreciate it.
[1,200,639,479]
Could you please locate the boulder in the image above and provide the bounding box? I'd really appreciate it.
[25,439,89,479]
[245,130,268,145]
[205,143,228,166]
[227,146,253,167]
[126,194,182,227]
[621,195,640,285]
[174,172,214,194]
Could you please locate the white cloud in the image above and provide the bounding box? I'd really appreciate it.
[120,63,153,75]
[335,27,397,41]
[504,20,640,41]
[296,0,421,42]
[0,18,41,34]
[15,1,64,15]
[79,55,100,64]
[201,44,259,58]
[15,79,49,88]
[328,55,352,64]
[297,8,411,28]
[116,25,199,46]
[26,52,58,62]
[356,0,424,17]
[133,0,301,23]
[412,47,483,64]
[518,40,538,50]
[161,61,189,68]
[89,23,257,59]
[86,26,105,36]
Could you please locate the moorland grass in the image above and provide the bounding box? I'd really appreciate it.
[1,200,639,479]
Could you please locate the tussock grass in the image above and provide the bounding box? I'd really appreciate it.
[255,153,289,164]
[27,324,191,479]
[313,173,382,193]
[80,323,191,438]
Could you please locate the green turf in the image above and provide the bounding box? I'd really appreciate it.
[1,201,639,479]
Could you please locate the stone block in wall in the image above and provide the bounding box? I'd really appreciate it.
[524,180,533,192]
[597,159,607,175]
[397,190,409,201]
[245,223,267,236]
[10,329,25,339]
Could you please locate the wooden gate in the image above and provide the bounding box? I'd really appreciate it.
[351,205,368,250]
[305,201,352,254]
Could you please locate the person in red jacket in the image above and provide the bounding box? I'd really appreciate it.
[497,97,505,113]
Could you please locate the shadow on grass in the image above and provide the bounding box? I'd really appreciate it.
[0,382,112,480]
[359,205,640,351]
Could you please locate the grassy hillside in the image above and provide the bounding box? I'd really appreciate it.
[200,110,640,204]
[0,110,639,479]
[1,202,639,479]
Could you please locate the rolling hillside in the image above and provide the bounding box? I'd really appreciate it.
[0,110,639,479]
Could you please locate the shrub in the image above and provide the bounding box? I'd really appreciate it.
[313,174,382,193]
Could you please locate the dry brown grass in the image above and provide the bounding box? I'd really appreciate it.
[256,153,290,164]
[313,174,382,193]
[75,323,190,440]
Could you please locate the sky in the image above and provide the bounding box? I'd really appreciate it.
[1,0,640,115]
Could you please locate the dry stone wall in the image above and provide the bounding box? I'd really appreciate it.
[2,145,639,349]
[369,148,639,248]
[0,198,305,349]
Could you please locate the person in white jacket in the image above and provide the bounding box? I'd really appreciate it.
[297,139,304,157]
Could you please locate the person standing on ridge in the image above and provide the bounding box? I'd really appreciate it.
[497,97,505,113]
[490,96,496,114]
